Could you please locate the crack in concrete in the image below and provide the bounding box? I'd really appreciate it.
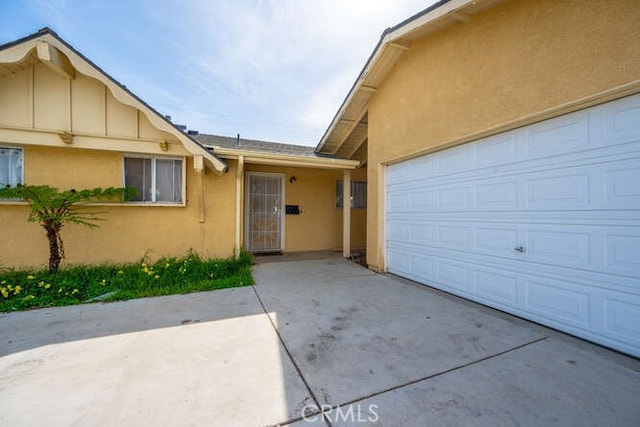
[314,335,551,416]
[251,284,332,427]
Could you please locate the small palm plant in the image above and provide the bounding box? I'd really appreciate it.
[0,185,132,273]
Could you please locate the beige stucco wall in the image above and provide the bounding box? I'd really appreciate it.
[366,0,640,270]
[243,164,367,253]
[0,146,237,268]
[0,60,237,268]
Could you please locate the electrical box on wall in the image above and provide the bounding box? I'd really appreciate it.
[286,205,300,215]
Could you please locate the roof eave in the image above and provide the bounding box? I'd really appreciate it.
[211,146,359,170]
[316,0,490,155]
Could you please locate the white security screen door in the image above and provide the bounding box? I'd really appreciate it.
[245,172,284,252]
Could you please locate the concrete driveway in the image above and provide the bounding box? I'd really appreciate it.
[1,253,639,426]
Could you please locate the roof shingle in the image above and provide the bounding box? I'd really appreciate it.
[195,133,330,158]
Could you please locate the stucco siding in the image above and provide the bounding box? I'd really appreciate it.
[0,62,236,268]
[366,0,640,270]
[0,149,237,268]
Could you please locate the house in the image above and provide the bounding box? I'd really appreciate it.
[0,28,365,269]
[316,0,640,356]
[1,0,639,357]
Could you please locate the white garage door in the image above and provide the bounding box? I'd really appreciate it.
[386,93,640,357]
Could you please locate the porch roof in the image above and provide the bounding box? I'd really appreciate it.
[197,133,359,170]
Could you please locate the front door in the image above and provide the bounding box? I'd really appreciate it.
[245,172,284,252]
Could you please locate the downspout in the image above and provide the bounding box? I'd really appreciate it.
[343,169,351,258]
[235,155,244,258]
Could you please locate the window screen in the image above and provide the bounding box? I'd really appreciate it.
[124,156,182,203]
[0,147,23,187]
[336,180,367,209]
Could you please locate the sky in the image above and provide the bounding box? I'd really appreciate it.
[0,0,436,146]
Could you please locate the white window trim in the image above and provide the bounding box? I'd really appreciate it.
[0,145,24,188]
[122,154,186,205]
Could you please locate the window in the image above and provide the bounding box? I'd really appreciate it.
[0,147,23,187]
[124,156,183,203]
[336,180,367,209]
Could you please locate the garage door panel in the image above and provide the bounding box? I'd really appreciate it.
[437,145,470,173]
[526,113,590,158]
[410,224,435,245]
[474,269,518,306]
[525,172,591,209]
[605,297,640,344]
[411,254,436,279]
[604,167,640,206]
[386,93,640,357]
[410,188,436,209]
[473,134,519,167]
[475,181,519,209]
[526,230,590,268]
[474,227,519,255]
[438,186,471,209]
[524,279,592,328]
[437,261,471,292]
[604,94,640,142]
[438,225,470,248]
[605,234,640,276]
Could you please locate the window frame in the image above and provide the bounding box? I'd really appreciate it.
[336,180,367,209]
[0,145,24,188]
[122,154,186,205]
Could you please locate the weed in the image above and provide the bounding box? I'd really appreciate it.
[0,251,254,312]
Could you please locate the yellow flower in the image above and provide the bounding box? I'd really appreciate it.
[44,283,51,289]
[154,274,160,279]
[38,281,45,287]
[24,295,35,300]
[58,288,63,293]
[141,262,147,268]
[1,288,8,298]
[117,270,124,275]
[27,275,35,280]
[165,262,170,268]
[72,289,79,294]
[1,280,5,285]
[13,286,22,295]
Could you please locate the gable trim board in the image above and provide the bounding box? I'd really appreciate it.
[0,28,227,173]
[385,93,640,357]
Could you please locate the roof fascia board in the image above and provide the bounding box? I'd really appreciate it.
[383,0,473,41]
[212,147,359,169]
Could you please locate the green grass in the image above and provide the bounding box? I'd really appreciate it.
[0,251,254,312]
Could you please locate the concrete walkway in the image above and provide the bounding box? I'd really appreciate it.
[1,252,639,426]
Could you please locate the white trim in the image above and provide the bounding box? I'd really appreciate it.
[244,172,285,252]
[379,163,388,273]
[122,154,185,205]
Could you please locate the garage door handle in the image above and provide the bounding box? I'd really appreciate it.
[515,246,525,253]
